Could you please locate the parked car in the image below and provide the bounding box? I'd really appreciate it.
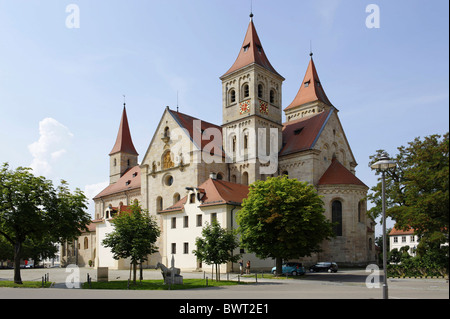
[271,262,306,276]
[309,262,338,273]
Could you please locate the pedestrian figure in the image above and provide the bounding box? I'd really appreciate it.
[239,260,244,275]
[246,260,251,274]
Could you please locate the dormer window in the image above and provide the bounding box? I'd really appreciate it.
[243,44,250,52]
[256,44,262,53]
[304,81,310,88]
[294,128,303,135]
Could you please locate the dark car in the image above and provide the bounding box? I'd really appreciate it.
[309,262,338,273]
[271,262,306,276]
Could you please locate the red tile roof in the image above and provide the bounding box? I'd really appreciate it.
[280,109,332,156]
[318,158,367,187]
[389,227,415,236]
[93,165,141,199]
[285,57,332,111]
[160,178,249,213]
[221,17,282,78]
[169,108,225,158]
[109,106,139,156]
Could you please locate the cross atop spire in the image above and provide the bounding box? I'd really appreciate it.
[221,16,281,78]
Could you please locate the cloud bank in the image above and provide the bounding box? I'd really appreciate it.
[28,117,73,177]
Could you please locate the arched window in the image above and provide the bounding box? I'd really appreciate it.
[242,172,249,185]
[173,193,180,204]
[157,196,163,212]
[229,89,236,104]
[332,200,342,236]
[358,201,363,222]
[164,127,170,138]
[216,173,224,180]
[84,237,88,250]
[270,89,276,104]
[231,175,237,183]
[258,84,264,99]
[243,84,249,99]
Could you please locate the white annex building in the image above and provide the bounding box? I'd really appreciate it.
[64,14,377,271]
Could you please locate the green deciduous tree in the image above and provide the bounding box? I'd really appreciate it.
[193,220,241,281]
[102,202,160,284]
[237,176,335,275]
[0,163,91,284]
[368,133,449,253]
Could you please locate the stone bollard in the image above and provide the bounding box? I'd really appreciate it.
[97,267,109,282]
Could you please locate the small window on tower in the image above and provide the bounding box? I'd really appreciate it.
[304,81,310,88]
[258,84,263,98]
[243,84,249,98]
[243,44,250,52]
[230,89,236,103]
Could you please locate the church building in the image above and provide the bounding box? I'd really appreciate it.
[77,14,376,271]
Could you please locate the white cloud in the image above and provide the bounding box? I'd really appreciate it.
[84,181,109,218]
[28,118,73,177]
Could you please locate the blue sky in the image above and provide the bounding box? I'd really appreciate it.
[0,1,448,235]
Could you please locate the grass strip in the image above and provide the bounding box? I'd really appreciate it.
[0,281,52,288]
[82,278,245,290]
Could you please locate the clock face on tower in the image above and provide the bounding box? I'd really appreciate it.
[259,100,269,115]
[239,100,250,115]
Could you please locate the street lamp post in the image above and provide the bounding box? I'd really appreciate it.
[371,152,396,300]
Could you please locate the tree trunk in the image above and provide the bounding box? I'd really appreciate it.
[14,241,23,284]
[276,257,283,276]
[216,264,219,281]
[132,262,137,285]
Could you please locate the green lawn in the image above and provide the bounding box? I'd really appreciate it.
[82,278,245,290]
[0,281,52,288]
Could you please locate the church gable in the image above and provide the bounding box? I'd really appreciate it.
[141,107,224,171]
[313,110,357,177]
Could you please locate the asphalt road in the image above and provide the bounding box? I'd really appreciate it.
[0,268,448,300]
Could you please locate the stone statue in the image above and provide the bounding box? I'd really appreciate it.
[156,261,182,285]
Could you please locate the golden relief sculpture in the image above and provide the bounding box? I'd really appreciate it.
[163,151,174,169]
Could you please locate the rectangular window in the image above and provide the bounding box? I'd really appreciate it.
[402,236,407,243]
[171,243,176,254]
[184,242,189,254]
[171,217,176,229]
[184,216,189,228]
[190,193,196,204]
[211,213,217,224]
[197,214,202,227]
[394,237,398,243]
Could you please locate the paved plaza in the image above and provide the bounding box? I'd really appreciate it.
[0,267,448,299]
